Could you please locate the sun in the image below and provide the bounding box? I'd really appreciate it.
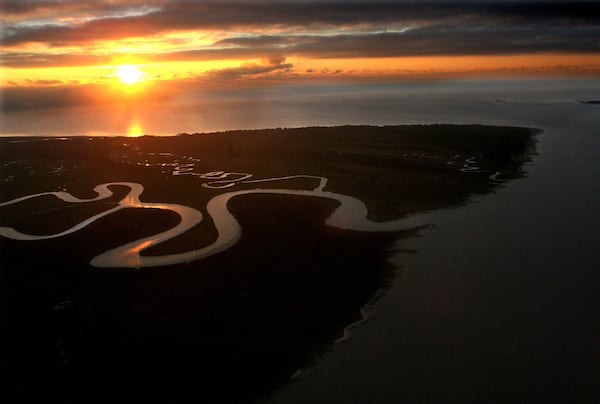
[116,64,144,85]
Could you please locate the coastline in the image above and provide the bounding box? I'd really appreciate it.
[0,124,537,400]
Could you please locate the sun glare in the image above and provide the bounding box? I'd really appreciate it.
[127,120,144,137]
[116,64,144,85]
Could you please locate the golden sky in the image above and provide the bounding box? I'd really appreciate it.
[1,1,599,93]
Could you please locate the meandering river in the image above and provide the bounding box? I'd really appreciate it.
[1,175,430,268]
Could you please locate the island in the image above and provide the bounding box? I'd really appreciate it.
[0,125,537,401]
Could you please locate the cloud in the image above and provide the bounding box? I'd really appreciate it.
[0,0,64,16]
[140,25,600,61]
[0,0,159,19]
[25,79,64,86]
[206,62,293,80]
[265,54,287,66]
[0,80,174,112]
[3,23,599,70]
[288,26,600,57]
[0,52,112,68]
[1,85,80,111]
[1,0,598,78]
[3,1,599,47]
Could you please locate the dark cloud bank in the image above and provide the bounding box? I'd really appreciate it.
[1,1,599,67]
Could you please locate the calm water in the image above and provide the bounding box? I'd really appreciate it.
[1,78,598,137]
[269,79,600,401]
[2,78,600,400]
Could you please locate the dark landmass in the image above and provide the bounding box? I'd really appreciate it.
[0,125,537,401]
[579,100,600,105]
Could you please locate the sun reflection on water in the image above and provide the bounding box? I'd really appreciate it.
[127,121,144,137]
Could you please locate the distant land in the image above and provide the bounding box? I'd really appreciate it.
[0,125,537,401]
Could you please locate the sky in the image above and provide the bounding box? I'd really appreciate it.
[1,0,599,111]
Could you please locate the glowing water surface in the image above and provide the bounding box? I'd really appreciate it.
[0,176,429,268]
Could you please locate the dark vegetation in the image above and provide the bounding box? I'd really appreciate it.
[0,125,537,401]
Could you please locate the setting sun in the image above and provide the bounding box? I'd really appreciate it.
[116,65,144,85]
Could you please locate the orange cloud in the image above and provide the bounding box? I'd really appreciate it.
[1,1,598,90]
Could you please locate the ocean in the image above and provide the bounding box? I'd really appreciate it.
[1,78,598,137]
[269,78,600,401]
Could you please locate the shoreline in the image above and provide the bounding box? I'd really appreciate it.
[0,122,540,139]
[0,124,537,400]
